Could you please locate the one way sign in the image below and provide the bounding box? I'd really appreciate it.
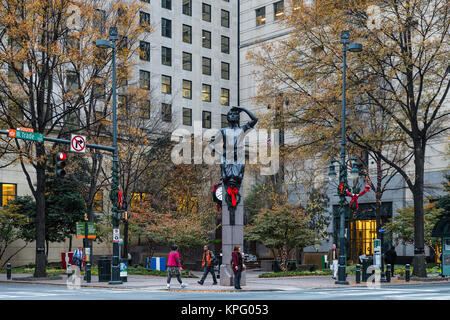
[71,134,86,153]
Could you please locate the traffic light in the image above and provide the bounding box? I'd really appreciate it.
[55,152,67,177]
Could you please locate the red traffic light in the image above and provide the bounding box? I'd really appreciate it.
[57,152,66,161]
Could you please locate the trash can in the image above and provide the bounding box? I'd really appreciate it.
[98,256,111,282]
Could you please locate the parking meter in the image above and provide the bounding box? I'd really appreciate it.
[373,239,381,269]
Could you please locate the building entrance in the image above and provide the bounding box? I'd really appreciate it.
[350,220,377,259]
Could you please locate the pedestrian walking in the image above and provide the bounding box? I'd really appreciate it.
[327,244,339,280]
[166,244,187,289]
[198,245,218,285]
[232,245,246,289]
[72,247,84,269]
[384,246,397,277]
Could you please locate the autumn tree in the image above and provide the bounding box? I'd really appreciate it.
[0,0,145,277]
[245,204,315,271]
[247,0,449,277]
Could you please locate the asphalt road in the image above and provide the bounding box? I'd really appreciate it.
[1,282,450,300]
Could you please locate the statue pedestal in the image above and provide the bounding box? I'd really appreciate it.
[220,200,246,286]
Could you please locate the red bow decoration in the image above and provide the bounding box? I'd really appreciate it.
[346,184,371,211]
[212,184,218,192]
[227,187,239,207]
[118,190,124,209]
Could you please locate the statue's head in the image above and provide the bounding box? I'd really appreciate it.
[227,108,240,125]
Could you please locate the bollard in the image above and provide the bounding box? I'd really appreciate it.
[356,264,361,284]
[86,263,91,283]
[386,264,391,283]
[67,263,72,279]
[362,258,368,282]
[6,263,11,280]
[405,264,410,282]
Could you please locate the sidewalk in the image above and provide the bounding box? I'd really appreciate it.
[0,269,448,291]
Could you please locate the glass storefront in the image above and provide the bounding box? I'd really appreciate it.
[2,183,16,207]
[350,219,377,256]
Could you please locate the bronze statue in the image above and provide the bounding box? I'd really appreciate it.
[209,106,258,223]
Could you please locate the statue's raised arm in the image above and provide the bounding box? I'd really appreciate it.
[231,106,258,131]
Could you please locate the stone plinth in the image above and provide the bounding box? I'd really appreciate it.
[220,199,246,286]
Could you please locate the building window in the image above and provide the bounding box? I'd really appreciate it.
[202,30,211,49]
[162,103,172,122]
[221,62,230,80]
[1,183,16,207]
[162,18,172,38]
[183,24,192,44]
[139,70,151,90]
[118,95,128,113]
[183,108,192,126]
[140,100,151,119]
[202,111,211,129]
[202,3,211,22]
[182,79,192,99]
[221,9,230,28]
[162,0,171,10]
[92,77,105,99]
[161,46,172,66]
[66,71,79,91]
[256,7,266,26]
[93,190,103,212]
[221,88,230,106]
[140,11,151,32]
[161,75,172,94]
[139,41,151,61]
[182,52,192,71]
[182,0,192,16]
[221,114,228,128]
[202,57,211,75]
[202,84,211,102]
[221,35,230,54]
[274,1,284,20]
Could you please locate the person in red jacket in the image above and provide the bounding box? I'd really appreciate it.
[232,245,245,289]
[166,244,187,289]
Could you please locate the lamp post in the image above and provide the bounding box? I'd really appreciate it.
[96,26,122,285]
[329,30,362,285]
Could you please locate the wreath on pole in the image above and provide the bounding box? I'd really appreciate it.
[225,186,241,208]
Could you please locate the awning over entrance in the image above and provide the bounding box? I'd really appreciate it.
[332,202,392,220]
[432,217,450,238]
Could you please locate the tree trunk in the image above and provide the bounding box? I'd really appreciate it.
[412,142,426,277]
[34,150,47,278]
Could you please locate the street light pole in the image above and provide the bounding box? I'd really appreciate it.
[96,26,122,285]
[335,31,363,285]
[336,30,350,285]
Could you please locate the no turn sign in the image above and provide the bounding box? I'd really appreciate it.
[113,228,120,243]
[71,134,86,153]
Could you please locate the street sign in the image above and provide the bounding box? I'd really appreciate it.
[9,129,43,142]
[113,228,120,243]
[17,127,33,132]
[379,228,386,233]
[71,134,86,153]
[75,222,96,239]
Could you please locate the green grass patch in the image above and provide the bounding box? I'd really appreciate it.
[259,269,332,278]
[0,266,198,278]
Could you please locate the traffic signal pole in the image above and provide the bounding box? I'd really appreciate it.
[0,130,115,152]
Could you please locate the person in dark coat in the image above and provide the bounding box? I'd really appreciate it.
[384,246,397,277]
[232,245,245,289]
